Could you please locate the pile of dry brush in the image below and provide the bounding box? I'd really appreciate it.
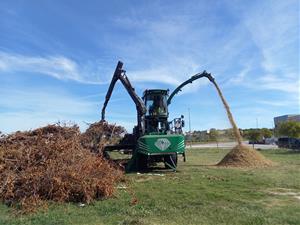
[0,121,126,212]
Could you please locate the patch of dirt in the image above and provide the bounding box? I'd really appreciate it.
[202,174,228,182]
[268,188,300,201]
[0,122,125,213]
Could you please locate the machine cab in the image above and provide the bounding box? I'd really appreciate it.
[143,89,168,118]
[143,89,169,134]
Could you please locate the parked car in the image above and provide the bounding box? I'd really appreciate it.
[265,137,277,145]
[249,140,265,144]
[277,137,300,150]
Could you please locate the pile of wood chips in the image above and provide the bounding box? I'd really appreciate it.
[0,121,125,212]
[217,144,273,167]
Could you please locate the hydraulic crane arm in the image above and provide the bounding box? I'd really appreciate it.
[101,61,146,133]
[167,71,215,105]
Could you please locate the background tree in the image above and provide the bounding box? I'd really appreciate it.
[209,128,219,148]
[261,128,273,138]
[278,121,300,138]
[224,128,235,140]
[247,129,263,148]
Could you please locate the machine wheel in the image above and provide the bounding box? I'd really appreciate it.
[164,153,177,169]
[103,151,110,160]
[137,153,148,171]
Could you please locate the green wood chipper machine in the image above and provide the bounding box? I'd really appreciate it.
[101,61,214,172]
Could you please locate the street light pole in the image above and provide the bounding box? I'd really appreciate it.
[188,108,191,133]
[188,108,192,148]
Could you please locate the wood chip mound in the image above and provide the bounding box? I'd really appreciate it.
[217,144,273,167]
[0,122,124,212]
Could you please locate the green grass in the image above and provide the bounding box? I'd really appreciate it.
[0,148,299,225]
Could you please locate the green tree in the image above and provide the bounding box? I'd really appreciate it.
[224,128,235,140]
[247,129,263,148]
[261,128,273,138]
[209,128,219,148]
[278,121,300,138]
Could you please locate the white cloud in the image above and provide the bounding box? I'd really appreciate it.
[226,62,253,85]
[0,52,108,84]
[244,1,299,73]
[221,1,299,95]
[1,1,298,132]
[256,99,297,107]
[129,68,181,85]
[230,72,299,95]
[257,74,299,94]
[108,1,300,109]
[0,88,100,133]
[110,12,215,90]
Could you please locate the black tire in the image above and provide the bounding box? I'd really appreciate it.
[103,151,111,160]
[137,153,148,171]
[164,153,177,169]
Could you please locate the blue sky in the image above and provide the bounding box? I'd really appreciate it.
[0,0,299,133]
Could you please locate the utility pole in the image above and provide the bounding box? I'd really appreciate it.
[271,121,275,137]
[256,118,258,129]
[188,108,191,133]
[188,108,192,148]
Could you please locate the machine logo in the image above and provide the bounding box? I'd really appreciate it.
[155,138,171,151]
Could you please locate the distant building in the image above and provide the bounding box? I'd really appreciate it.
[274,114,300,129]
